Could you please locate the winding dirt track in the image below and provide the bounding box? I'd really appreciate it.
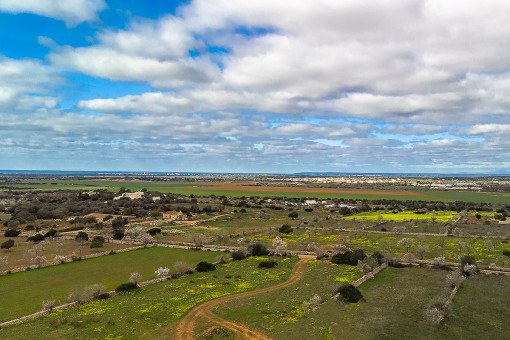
[173,258,311,340]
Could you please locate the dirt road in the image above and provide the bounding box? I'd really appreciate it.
[171,257,312,340]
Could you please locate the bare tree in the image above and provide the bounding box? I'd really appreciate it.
[192,233,206,248]
[42,300,55,313]
[416,244,429,260]
[129,272,142,285]
[173,261,191,275]
[397,238,414,253]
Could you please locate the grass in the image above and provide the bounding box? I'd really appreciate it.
[204,266,448,339]
[438,274,510,338]
[0,256,298,339]
[209,260,362,338]
[0,237,133,271]
[0,247,223,322]
[343,211,493,222]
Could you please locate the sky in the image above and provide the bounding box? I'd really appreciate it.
[0,0,509,174]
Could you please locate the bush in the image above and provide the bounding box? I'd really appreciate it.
[26,234,45,243]
[44,229,57,238]
[1,239,14,250]
[278,223,293,234]
[503,250,510,257]
[196,261,216,272]
[370,251,384,265]
[460,255,475,267]
[115,282,138,292]
[4,229,20,237]
[288,211,298,219]
[331,251,353,265]
[350,249,367,265]
[336,284,364,303]
[90,236,105,248]
[248,243,269,256]
[75,231,88,242]
[259,261,278,268]
[231,250,247,261]
[113,231,124,240]
[147,228,161,236]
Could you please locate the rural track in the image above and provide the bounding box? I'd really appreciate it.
[171,257,312,340]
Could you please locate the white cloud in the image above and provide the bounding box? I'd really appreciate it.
[0,0,106,26]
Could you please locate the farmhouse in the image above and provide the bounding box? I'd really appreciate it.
[163,211,186,221]
[113,191,144,200]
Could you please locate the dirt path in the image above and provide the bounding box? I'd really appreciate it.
[171,257,312,340]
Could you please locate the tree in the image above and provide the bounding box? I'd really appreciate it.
[278,223,293,234]
[4,229,20,237]
[397,238,414,253]
[196,261,216,272]
[272,237,288,252]
[129,272,142,285]
[288,211,298,219]
[155,267,170,277]
[192,233,206,248]
[248,243,269,256]
[173,261,191,274]
[1,239,14,251]
[75,231,89,242]
[90,236,105,248]
[416,244,429,260]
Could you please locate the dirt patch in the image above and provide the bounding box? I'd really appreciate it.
[173,182,425,197]
[167,258,311,340]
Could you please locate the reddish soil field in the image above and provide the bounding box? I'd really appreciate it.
[176,182,425,197]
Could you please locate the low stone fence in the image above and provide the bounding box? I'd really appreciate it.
[352,263,388,287]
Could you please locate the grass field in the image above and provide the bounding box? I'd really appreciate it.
[2,179,510,203]
[0,247,223,322]
[438,274,510,337]
[0,256,299,339]
[0,236,133,271]
[343,211,493,222]
[214,266,447,339]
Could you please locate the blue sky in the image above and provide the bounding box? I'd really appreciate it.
[0,0,509,173]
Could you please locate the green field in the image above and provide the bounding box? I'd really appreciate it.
[0,247,223,322]
[0,256,299,339]
[439,274,510,337]
[2,179,510,203]
[343,211,493,222]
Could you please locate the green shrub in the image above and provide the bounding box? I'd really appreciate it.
[75,231,88,242]
[90,236,105,248]
[115,282,138,292]
[288,211,298,219]
[503,250,510,257]
[113,231,124,240]
[97,293,111,299]
[248,243,269,256]
[4,229,20,237]
[331,251,353,265]
[147,228,161,236]
[1,239,14,250]
[196,261,216,272]
[278,223,293,234]
[336,284,364,303]
[370,251,384,265]
[259,261,278,268]
[44,229,57,238]
[231,250,247,261]
[350,249,367,265]
[26,234,45,242]
[460,255,476,267]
